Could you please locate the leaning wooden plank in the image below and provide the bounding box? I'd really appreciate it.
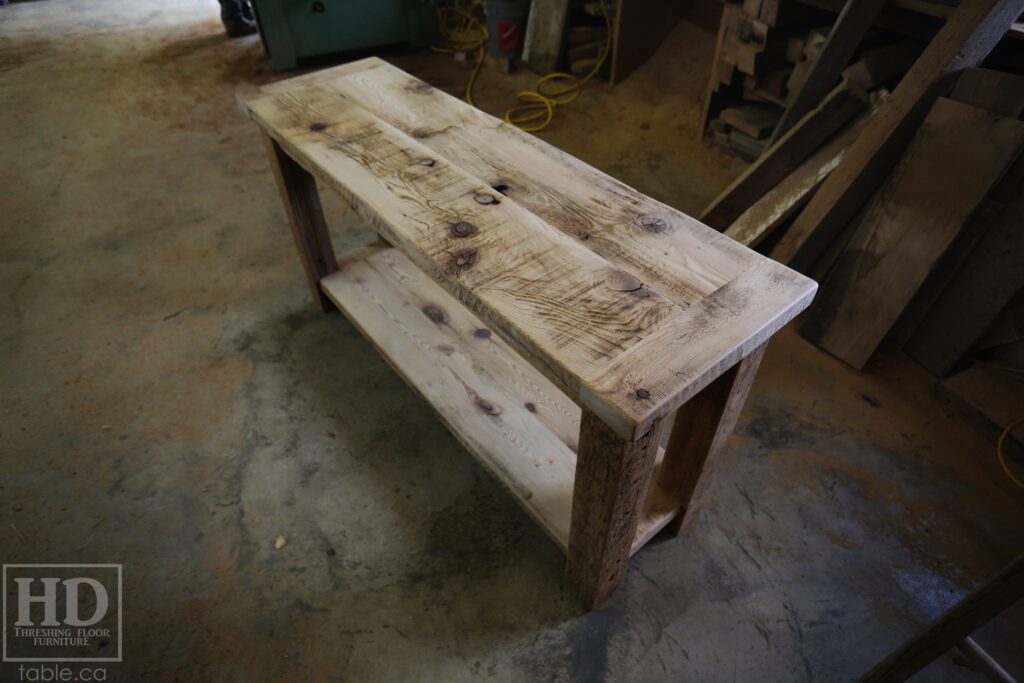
[243,83,683,397]
[905,153,1024,376]
[770,0,1024,272]
[523,0,570,75]
[321,245,580,549]
[699,84,864,231]
[767,0,888,146]
[950,66,1024,117]
[724,108,866,247]
[801,98,1024,369]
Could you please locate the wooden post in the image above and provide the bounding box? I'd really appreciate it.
[262,132,338,312]
[566,410,666,608]
[659,342,767,536]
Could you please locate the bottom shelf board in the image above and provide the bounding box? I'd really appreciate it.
[320,243,679,554]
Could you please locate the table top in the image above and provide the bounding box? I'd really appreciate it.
[238,57,816,440]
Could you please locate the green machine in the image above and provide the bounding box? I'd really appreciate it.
[250,0,440,71]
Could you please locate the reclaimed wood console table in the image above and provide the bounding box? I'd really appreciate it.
[238,58,816,608]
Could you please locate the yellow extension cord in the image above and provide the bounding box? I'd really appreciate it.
[433,0,612,132]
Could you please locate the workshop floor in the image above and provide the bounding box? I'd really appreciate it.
[1,1,1021,681]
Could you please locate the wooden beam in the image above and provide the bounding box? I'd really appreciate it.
[768,0,888,146]
[697,2,731,141]
[801,98,1024,369]
[858,554,1024,683]
[523,0,570,75]
[950,66,1024,117]
[771,0,1024,272]
[700,84,863,231]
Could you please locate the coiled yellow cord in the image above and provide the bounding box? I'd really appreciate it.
[502,0,612,131]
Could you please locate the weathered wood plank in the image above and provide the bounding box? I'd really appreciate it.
[771,0,1024,272]
[523,0,571,75]
[802,98,1024,369]
[246,83,685,390]
[905,153,1024,376]
[767,0,888,145]
[321,244,580,548]
[724,108,866,247]
[699,84,864,231]
[566,410,666,608]
[720,104,782,139]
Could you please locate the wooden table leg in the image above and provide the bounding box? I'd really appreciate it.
[566,410,666,608]
[262,132,338,312]
[659,342,768,536]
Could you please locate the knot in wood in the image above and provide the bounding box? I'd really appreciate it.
[635,389,651,400]
[639,215,669,233]
[421,304,448,324]
[451,248,479,271]
[309,122,327,132]
[605,270,644,292]
[473,193,500,205]
[449,221,478,238]
[417,157,436,167]
[475,397,502,416]
[524,401,536,412]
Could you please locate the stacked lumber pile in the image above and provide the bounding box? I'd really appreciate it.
[700,0,1024,376]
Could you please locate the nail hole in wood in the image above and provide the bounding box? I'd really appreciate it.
[492,184,510,195]
[417,158,436,167]
[524,401,536,412]
[578,232,590,241]
[474,193,500,205]
[309,122,327,131]
[635,389,651,400]
[473,328,491,339]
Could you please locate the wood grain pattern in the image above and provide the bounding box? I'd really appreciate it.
[239,59,815,441]
[771,0,1024,272]
[566,410,666,608]
[659,342,766,536]
[262,132,338,311]
[700,84,864,231]
[321,244,580,548]
[802,98,1024,369]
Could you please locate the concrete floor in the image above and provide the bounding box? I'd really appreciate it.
[1,1,1022,681]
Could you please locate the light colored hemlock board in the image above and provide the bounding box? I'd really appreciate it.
[321,244,678,553]
[240,57,816,441]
